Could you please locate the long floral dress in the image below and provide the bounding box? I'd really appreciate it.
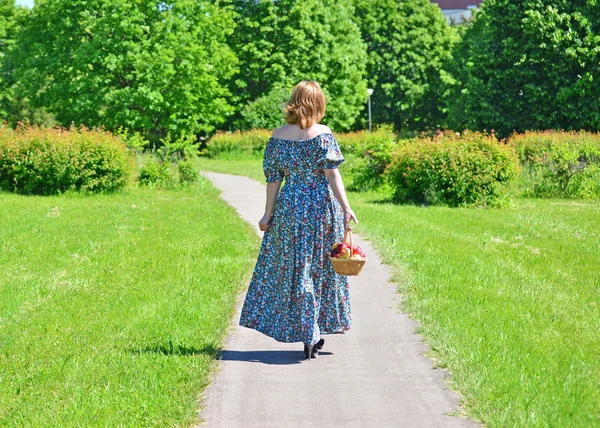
[239,133,351,346]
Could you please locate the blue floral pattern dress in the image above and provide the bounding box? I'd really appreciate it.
[239,133,352,346]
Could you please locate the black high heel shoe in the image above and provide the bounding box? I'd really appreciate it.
[303,339,325,360]
[303,344,314,360]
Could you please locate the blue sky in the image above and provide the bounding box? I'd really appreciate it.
[16,0,34,7]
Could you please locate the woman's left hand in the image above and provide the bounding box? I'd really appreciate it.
[258,213,272,232]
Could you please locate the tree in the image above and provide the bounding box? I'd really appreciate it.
[11,0,237,139]
[0,0,45,124]
[227,0,368,132]
[447,0,600,137]
[354,0,457,131]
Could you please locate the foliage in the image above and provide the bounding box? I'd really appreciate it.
[385,131,520,206]
[138,133,200,187]
[510,131,600,198]
[447,0,600,137]
[9,0,237,139]
[228,0,368,131]
[178,158,199,184]
[0,0,53,126]
[201,129,272,159]
[138,158,172,186]
[0,125,133,195]
[354,0,457,131]
[337,126,398,191]
[235,86,288,131]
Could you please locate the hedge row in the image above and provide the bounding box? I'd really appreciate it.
[203,129,600,205]
[0,126,133,195]
[510,131,600,199]
[201,130,271,159]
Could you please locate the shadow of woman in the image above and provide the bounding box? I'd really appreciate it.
[219,350,334,365]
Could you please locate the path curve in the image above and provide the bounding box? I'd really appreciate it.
[198,171,478,428]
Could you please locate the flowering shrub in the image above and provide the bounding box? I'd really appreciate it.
[0,125,133,195]
[201,130,271,159]
[385,132,520,206]
[509,131,600,199]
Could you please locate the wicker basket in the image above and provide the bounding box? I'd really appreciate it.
[329,229,367,276]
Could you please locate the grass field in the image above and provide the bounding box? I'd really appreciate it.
[0,179,260,425]
[197,157,600,427]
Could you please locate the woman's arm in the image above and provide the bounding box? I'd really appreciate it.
[324,168,358,230]
[258,181,282,231]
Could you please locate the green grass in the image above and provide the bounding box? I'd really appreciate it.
[198,157,600,427]
[0,179,260,426]
[197,157,266,184]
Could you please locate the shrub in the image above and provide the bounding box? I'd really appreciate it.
[201,130,271,159]
[138,158,172,186]
[386,131,520,206]
[510,131,600,199]
[178,158,199,184]
[0,125,133,195]
[339,127,399,191]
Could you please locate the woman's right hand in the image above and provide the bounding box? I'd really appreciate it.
[344,207,358,231]
[258,213,272,232]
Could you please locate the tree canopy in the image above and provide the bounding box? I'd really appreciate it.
[10,0,237,138]
[447,0,600,137]
[354,0,457,131]
[228,0,368,131]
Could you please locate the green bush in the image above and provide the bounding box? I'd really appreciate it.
[338,127,398,191]
[201,130,271,159]
[0,125,133,195]
[510,131,600,199]
[386,131,520,206]
[138,158,172,186]
[178,158,199,184]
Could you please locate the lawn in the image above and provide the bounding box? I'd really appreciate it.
[0,179,260,425]
[197,157,600,427]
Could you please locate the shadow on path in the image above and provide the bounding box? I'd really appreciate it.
[219,350,334,365]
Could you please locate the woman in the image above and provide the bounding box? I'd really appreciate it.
[239,80,358,360]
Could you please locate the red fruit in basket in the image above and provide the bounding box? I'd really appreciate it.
[338,247,351,259]
[335,243,345,252]
[352,245,363,256]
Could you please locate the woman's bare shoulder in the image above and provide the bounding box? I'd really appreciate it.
[271,123,333,140]
[271,125,291,139]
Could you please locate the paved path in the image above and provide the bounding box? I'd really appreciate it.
[198,172,478,428]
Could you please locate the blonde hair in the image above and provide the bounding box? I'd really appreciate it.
[284,81,326,129]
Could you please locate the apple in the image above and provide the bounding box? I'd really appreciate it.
[338,247,351,259]
[352,245,363,256]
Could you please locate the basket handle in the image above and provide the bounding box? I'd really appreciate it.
[344,228,353,255]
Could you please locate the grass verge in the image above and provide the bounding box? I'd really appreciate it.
[0,179,260,425]
[198,157,600,426]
